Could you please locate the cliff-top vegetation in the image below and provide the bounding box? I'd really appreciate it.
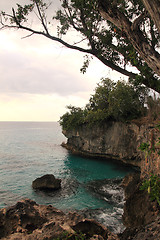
[59,78,149,130]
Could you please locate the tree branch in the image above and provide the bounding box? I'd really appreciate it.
[21,32,34,39]
[73,37,88,45]
[1,14,139,80]
[12,8,21,27]
[80,8,95,49]
[35,2,49,34]
[131,11,147,31]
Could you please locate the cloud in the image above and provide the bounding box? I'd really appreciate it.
[0,0,126,121]
[0,34,92,96]
[0,28,125,108]
[0,92,90,121]
[0,0,61,12]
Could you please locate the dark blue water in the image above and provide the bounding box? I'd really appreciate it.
[0,122,134,233]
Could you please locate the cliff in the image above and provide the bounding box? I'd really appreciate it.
[120,172,160,240]
[62,121,160,175]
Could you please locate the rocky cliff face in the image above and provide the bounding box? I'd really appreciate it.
[63,121,160,175]
[120,173,160,240]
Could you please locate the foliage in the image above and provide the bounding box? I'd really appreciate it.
[87,78,115,111]
[80,55,93,74]
[108,81,145,121]
[138,142,153,160]
[59,78,146,130]
[84,109,109,125]
[59,105,87,131]
[0,0,160,92]
[140,174,160,205]
[139,142,150,152]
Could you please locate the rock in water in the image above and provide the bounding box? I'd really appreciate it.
[32,174,61,190]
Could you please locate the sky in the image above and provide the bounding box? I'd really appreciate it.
[0,0,126,122]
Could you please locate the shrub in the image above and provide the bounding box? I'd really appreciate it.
[60,78,147,130]
[59,105,87,130]
[140,174,160,205]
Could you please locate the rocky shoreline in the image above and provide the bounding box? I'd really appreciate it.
[1,121,160,239]
[60,120,160,239]
[0,198,119,240]
[0,173,159,240]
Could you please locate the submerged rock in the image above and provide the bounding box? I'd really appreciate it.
[32,174,61,190]
[82,178,125,234]
[79,208,125,234]
[86,178,124,206]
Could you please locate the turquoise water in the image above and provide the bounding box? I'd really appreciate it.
[0,122,134,233]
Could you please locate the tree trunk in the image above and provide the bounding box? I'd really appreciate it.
[98,0,160,79]
[142,0,160,35]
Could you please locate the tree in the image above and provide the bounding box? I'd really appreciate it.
[87,78,115,111]
[98,0,160,92]
[0,0,160,92]
[108,80,145,120]
[59,78,147,130]
[87,78,146,121]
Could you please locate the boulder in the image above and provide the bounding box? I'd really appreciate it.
[72,219,119,239]
[32,174,61,190]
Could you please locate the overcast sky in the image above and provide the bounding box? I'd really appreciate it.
[0,0,126,122]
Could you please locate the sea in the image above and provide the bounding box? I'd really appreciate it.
[0,121,134,233]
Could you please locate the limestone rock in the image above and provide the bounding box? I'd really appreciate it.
[62,121,160,175]
[119,173,160,240]
[121,172,140,199]
[0,199,119,240]
[122,173,159,228]
[72,219,119,239]
[62,122,142,167]
[0,188,159,240]
[32,174,61,190]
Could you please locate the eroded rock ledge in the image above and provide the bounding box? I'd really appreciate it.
[62,121,144,167]
[0,199,118,240]
[62,121,160,175]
